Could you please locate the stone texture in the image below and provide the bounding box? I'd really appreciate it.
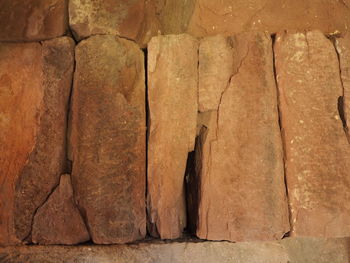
[336,33,350,134]
[152,0,196,35]
[187,0,350,38]
[32,174,90,245]
[0,37,74,245]
[147,34,198,239]
[274,30,350,237]
[196,32,290,242]
[0,237,349,263]
[69,35,146,244]
[198,35,233,112]
[0,0,68,41]
[69,0,159,47]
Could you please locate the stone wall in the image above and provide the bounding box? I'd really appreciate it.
[0,0,350,261]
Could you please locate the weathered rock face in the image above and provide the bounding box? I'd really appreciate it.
[187,0,350,38]
[153,0,196,35]
[0,237,349,263]
[32,174,90,245]
[196,32,290,242]
[0,0,68,41]
[274,30,350,237]
[147,34,198,239]
[198,35,233,112]
[0,37,74,245]
[69,0,159,47]
[335,34,350,132]
[69,35,146,244]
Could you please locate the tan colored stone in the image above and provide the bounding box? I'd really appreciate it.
[0,237,349,263]
[147,34,198,239]
[69,0,159,47]
[196,32,290,242]
[0,37,74,245]
[0,0,67,41]
[69,35,146,244]
[336,33,350,133]
[187,0,350,38]
[32,174,90,245]
[274,30,350,237]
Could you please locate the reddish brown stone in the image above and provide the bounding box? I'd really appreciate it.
[198,35,233,112]
[187,0,350,38]
[0,37,74,245]
[274,30,350,237]
[69,35,146,244]
[32,174,90,245]
[147,34,198,239]
[196,32,290,242]
[0,0,68,41]
[69,0,159,47]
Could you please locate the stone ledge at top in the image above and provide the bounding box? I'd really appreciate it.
[68,0,350,48]
[0,0,68,41]
[187,0,350,37]
[0,237,349,263]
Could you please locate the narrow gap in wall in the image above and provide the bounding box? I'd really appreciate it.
[65,51,75,175]
[184,127,206,240]
[184,150,197,237]
[328,35,350,144]
[271,33,291,238]
[142,47,153,239]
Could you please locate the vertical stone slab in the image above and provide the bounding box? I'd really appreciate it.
[196,32,290,242]
[32,174,90,245]
[0,0,68,41]
[70,35,146,244]
[147,34,198,239]
[274,30,350,237]
[0,37,74,245]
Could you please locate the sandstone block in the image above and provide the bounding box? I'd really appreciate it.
[0,37,74,245]
[32,174,90,245]
[274,30,350,237]
[196,32,290,242]
[147,34,198,239]
[0,0,67,41]
[69,35,146,244]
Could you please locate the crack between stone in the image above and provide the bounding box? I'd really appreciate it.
[271,33,291,236]
[330,36,350,144]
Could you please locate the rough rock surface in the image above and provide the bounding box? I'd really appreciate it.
[336,33,350,133]
[274,30,350,237]
[69,0,159,47]
[0,0,67,41]
[198,35,233,112]
[32,174,90,245]
[0,37,74,245]
[187,0,350,38]
[147,34,198,239]
[69,35,146,244]
[196,32,290,242]
[0,237,349,263]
